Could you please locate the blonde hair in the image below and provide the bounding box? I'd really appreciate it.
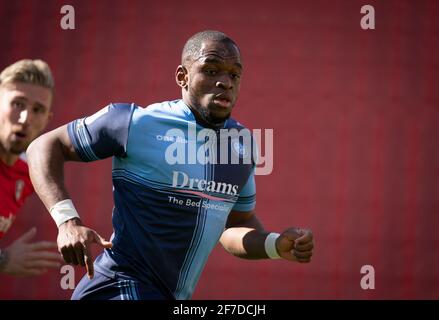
[0,59,54,90]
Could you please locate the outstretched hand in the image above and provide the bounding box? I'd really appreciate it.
[1,227,63,276]
[57,218,112,279]
[276,228,314,263]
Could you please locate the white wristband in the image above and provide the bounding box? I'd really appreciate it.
[265,232,281,259]
[49,199,80,227]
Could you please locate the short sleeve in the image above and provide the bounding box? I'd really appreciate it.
[232,169,256,212]
[67,103,136,162]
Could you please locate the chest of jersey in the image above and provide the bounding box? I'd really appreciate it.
[0,159,33,238]
[114,114,254,202]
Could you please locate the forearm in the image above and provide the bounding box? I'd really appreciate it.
[220,227,270,259]
[27,129,71,210]
[220,213,273,259]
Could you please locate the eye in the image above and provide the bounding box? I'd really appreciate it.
[33,106,45,114]
[231,73,241,80]
[12,100,25,109]
[204,69,217,76]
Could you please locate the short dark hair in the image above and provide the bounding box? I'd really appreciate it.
[181,30,239,64]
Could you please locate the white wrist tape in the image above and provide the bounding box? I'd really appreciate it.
[49,199,80,227]
[265,232,281,259]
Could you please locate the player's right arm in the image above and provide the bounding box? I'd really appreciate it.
[26,103,135,279]
[27,124,79,208]
[26,124,112,278]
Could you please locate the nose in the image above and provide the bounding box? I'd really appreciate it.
[18,109,30,125]
[216,75,233,90]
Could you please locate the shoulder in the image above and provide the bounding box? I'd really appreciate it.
[79,103,137,128]
[131,99,192,124]
[97,102,137,116]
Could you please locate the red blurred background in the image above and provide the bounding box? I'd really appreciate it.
[0,0,438,299]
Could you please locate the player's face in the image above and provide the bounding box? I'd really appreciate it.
[182,40,242,124]
[0,82,52,156]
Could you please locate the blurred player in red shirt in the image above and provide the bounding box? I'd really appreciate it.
[0,59,61,276]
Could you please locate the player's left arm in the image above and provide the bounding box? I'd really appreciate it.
[219,210,314,262]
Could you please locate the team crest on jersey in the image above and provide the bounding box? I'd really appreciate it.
[15,179,25,201]
[0,213,15,234]
[232,141,247,158]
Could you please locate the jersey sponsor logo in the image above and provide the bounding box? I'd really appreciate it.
[156,134,188,144]
[172,170,239,196]
[232,141,247,158]
[0,213,15,234]
[15,179,25,201]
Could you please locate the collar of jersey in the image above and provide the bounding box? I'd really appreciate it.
[177,99,228,130]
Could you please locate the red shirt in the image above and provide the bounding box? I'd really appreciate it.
[0,154,34,239]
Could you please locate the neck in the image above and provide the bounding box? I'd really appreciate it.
[0,145,19,166]
[182,97,226,130]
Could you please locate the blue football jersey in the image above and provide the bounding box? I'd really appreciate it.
[67,99,256,299]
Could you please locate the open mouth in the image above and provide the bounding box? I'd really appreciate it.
[213,96,232,108]
[13,132,27,140]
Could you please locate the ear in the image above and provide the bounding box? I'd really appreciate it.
[175,65,188,89]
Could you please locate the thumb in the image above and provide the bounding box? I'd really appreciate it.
[93,232,113,249]
[277,228,303,252]
[277,236,295,253]
[16,227,37,243]
[280,228,302,243]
